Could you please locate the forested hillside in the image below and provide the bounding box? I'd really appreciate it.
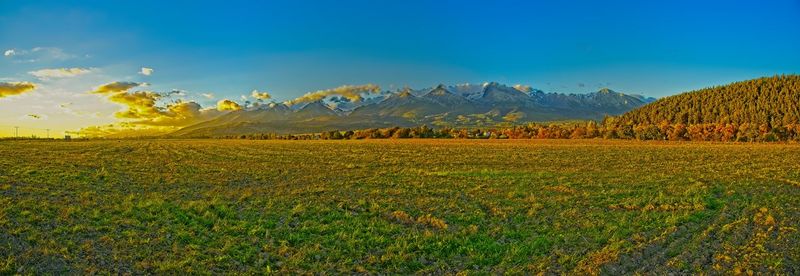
[618,75,800,126]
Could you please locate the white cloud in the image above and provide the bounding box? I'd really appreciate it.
[3,47,76,63]
[201,93,215,99]
[29,68,93,80]
[140,67,153,76]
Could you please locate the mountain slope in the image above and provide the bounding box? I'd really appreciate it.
[618,75,800,125]
[292,100,339,119]
[349,90,446,118]
[422,84,477,108]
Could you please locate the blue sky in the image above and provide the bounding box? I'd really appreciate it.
[1,0,799,135]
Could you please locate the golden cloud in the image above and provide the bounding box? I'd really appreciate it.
[513,84,532,93]
[29,68,92,79]
[251,90,272,100]
[108,90,164,119]
[78,101,227,138]
[92,81,141,94]
[284,84,380,106]
[89,81,230,136]
[75,124,173,138]
[217,99,242,111]
[0,81,37,98]
[91,81,165,119]
[130,101,224,127]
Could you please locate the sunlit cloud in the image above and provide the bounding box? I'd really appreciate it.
[136,101,224,126]
[140,67,154,76]
[75,124,173,138]
[4,49,15,57]
[99,101,224,128]
[75,102,226,136]
[513,84,532,93]
[202,93,215,99]
[106,90,164,119]
[29,68,93,80]
[92,81,142,94]
[217,99,242,111]
[91,81,168,119]
[251,90,272,100]
[0,82,37,98]
[284,84,380,106]
[85,81,231,137]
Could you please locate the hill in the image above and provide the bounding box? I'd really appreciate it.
[171,82,655,137]
[617,75,800,126]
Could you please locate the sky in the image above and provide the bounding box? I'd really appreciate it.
[1,0,799,137]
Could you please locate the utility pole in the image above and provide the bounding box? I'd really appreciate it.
[46,129,50,139]
[14,126,19,138]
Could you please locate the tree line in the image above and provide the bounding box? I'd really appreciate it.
[218,121,800,142]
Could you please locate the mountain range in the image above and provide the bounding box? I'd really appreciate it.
[170,82,655,137]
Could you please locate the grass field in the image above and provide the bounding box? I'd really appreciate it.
[1,139,799,274]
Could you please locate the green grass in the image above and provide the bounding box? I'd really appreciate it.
[1,139,798,274]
